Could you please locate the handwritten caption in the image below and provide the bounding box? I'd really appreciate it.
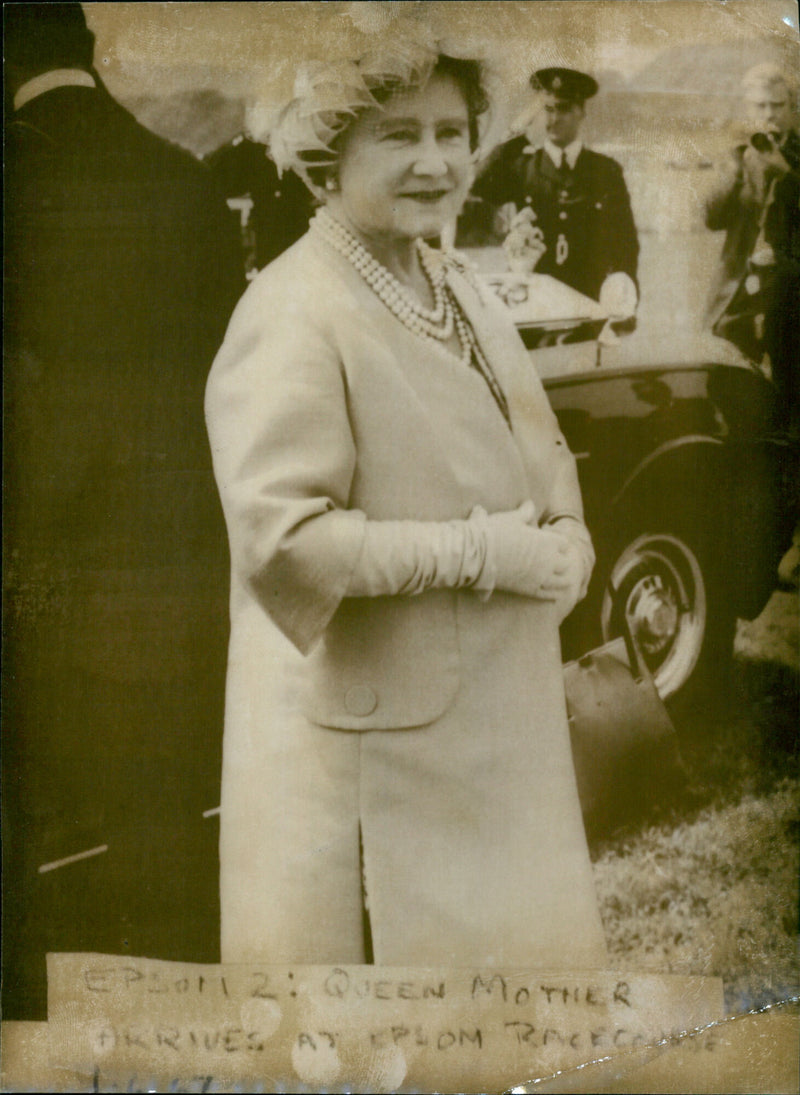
[47,955,724,1092]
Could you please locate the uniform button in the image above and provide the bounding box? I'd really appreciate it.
[595,202,602,210]
[559,211,568,220]
[525,195,532,204]
[345,685,378,716]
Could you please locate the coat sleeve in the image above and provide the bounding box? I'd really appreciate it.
[205,270,367,655]
[604,159,640,285]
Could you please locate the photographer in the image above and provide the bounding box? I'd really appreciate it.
[705,63,799,429]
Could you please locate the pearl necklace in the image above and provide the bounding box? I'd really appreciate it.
[313,208,469,360]
[312,208,511,423]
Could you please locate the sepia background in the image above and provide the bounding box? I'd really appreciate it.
[4,0,798,1030]
[85,0,799,354]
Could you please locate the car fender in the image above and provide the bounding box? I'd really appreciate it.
[601,433,788,622]
[610,433,725,512]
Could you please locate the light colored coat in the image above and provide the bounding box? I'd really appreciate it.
[205,229,607,968]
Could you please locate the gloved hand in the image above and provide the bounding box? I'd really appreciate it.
[343,503,593,619]
[473,502,582,602]
[494,201,519,237]
[549,537,590,622]
[599,272,638,322]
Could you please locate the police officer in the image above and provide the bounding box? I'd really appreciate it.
[462,67,640,308]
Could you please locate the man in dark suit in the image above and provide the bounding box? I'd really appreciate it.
[3,3,244,1018]
[459,67,639,309]
[705,63,799,429]
[205,134,315,272]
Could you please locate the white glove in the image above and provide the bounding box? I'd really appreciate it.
[494,201,519,236]
[550,538,589,622]
[345,515,488,597]
[473,502,581,602]
[546,515,596,622]
[344,504,593,620]
[598,272,638,322]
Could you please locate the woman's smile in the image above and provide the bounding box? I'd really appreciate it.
[399,187,452,202]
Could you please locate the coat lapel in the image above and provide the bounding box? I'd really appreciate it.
[445,264,529,395]
[443,263,531,464]
[445,261,576,516]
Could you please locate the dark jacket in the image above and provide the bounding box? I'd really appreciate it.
[5,78,243,570]
[704,129,799,415]
[3,75,245,1016]
[205,136,315,270]
[704,128,800,323]
[459,136,639,301]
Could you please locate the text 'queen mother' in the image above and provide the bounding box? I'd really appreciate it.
[205,45,608,968]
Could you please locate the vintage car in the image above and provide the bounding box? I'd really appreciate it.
[479,258,798,705]
[550,345,796,703]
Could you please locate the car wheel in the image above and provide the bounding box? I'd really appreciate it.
[599,528,734,702]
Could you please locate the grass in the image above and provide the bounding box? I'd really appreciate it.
[588,592,799,1016]
[593,779,798,1015]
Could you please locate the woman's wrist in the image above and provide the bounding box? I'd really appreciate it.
[468,506,496,601]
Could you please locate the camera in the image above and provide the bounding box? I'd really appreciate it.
[750,132,775,153]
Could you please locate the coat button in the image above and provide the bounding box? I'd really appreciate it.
[559,211,568,220]
[345,685,378,716]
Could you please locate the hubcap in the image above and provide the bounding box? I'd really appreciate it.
[601,534,707,699]
[627,575,680,655]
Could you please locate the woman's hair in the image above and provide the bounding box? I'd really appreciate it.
[269,46,489,189]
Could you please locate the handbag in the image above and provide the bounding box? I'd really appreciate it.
[564,636,687,835]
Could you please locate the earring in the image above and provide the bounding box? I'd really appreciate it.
[325,176,338,192]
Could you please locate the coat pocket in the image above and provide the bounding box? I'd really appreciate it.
[301,592,460,730]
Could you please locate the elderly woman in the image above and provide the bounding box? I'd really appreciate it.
[206,46,607,969]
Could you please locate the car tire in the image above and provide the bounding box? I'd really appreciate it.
[597,522,737,705]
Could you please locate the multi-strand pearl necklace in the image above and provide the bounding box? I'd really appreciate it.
[313,208,461,351]
[312,208,511,424]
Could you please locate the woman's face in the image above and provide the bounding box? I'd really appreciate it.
[333,72,473,245]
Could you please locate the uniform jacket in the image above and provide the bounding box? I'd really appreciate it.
[205,137,315,269]
[462,137,639,300]
[206,229,590,732]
